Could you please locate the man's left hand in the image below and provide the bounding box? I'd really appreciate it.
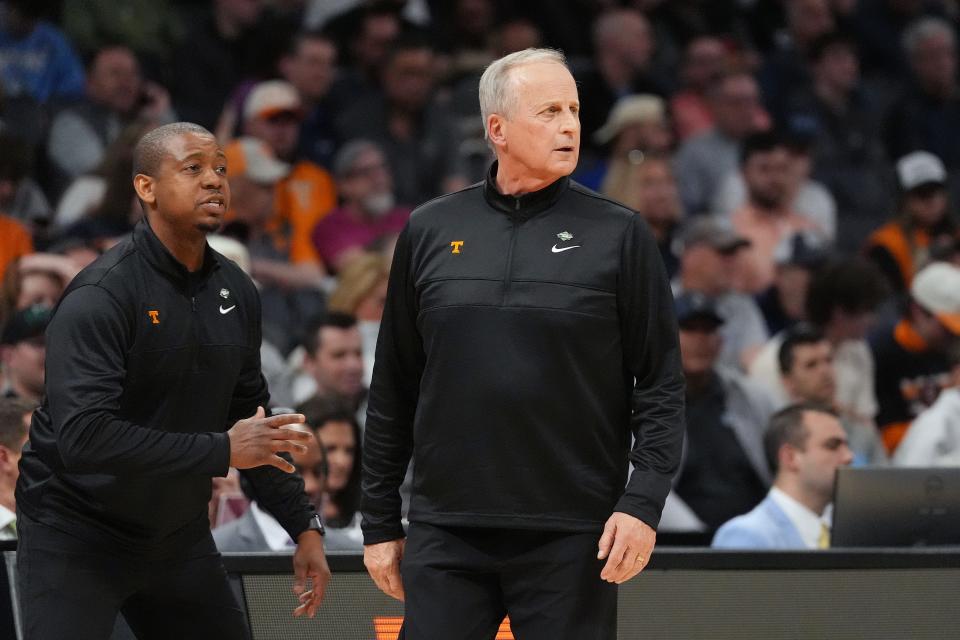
[292,531,331,618]
[597,512,656,584]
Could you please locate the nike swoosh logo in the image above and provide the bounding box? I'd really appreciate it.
[551,244,581,253]
[219,305,236,315]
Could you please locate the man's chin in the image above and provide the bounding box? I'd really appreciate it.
[196,220,223,234]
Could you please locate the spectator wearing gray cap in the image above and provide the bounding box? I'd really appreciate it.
[866,151,956,294]
[674,216,769,371]
[671,291,774,532]
[0,305,51,404]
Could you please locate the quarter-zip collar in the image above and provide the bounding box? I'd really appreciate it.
[483,161,569,219]
[133,219,219,291]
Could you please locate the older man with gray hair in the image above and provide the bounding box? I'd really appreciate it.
[361,48,684,639]
[311,139,411,272]
[885,16,960,177]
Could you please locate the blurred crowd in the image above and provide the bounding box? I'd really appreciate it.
[2,0,960,550]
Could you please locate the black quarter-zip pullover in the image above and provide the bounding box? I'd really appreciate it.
[16,220,314,551]
[361,164,685,544]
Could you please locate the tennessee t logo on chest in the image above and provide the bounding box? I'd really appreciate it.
[450,241,464,254]
[147,310,160,324]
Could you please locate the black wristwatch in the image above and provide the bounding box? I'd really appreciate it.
[305,513,325,537]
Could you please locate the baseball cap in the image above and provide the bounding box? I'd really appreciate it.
[593,94,666,145]
[674,291,725,327]
[1,305,52,345]
[224,137,291,185]
[897,151,947,191]
[911,261,960,335]
[681,217,751,254]
[243,80,304,122]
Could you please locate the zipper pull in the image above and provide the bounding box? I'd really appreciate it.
[191,296,196,312]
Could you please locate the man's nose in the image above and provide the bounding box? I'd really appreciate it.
[560,108,579,133]
[202,166,223,188]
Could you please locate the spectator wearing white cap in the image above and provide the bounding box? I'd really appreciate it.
[221,136,326,352]
[577,94,672,192]
[869,261,960,453]
[866,151,956,294]
[242,79,338,273]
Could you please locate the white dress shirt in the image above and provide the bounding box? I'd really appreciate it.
[0,504,16,540]
[769,487,831,549]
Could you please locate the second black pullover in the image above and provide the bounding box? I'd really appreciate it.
[361,166,685,544]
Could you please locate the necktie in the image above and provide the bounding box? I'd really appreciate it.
[1,519,16,540]
[817,522,830,549]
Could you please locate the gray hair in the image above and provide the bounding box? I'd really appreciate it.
[132,122,213,177]
[333,139,384,179]
[903,17,955,58]
[478,48,568,140]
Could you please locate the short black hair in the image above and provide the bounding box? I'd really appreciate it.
[764,402,836,475]
[132,122,214,178]
[778,323,827,375]
[805,257,890,327]
[302,312,358,357]
[740,131,787,166]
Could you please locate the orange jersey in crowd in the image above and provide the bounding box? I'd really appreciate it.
[0,215,34,281]
[273,161,337,265]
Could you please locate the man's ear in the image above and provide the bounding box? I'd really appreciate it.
[487,114,507,149]
[133,174,157,208]
[779,443,800,473]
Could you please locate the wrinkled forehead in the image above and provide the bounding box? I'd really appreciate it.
[508,62,578,105]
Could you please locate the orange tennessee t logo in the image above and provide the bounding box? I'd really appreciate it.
[148,310,160,324]
[450,241,464,254]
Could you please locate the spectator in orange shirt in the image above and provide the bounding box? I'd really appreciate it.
[866,151,956,295]
[0,216,33,283]
[731,133,826,293]
[222,137,326,351]
[242,80,337,271]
